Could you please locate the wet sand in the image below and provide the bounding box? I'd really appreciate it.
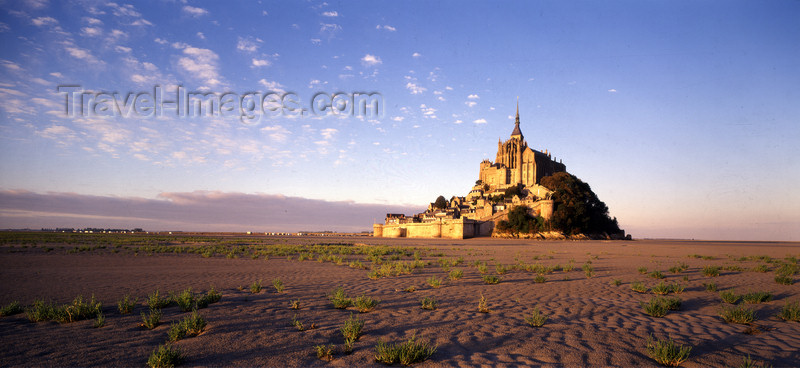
[0,237,798,367]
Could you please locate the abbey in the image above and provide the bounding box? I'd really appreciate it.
[374,103,566,239]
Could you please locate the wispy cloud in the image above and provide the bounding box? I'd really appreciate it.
[182,6,208,17]
[322,11,338,17]
[361,54,382,67]
[0,190,418,232]
[473,118,487,124]
[376,25,396,31]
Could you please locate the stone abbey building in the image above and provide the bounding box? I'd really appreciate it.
[374,104,567,239]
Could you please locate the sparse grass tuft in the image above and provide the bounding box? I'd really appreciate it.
[720,290,740,304]
[719,304,756,324]
[645,335,691,367]
[482,275,501,284]
[649,271,665,279]
[534,275,547,283]
[0,301,23,317]
[167,311,207,342]
[202,287,222,305]
[93,312,105,328]
[420,296,437,310]
[354,294,380,313]
[329,286,352,309]
[315,344,335,361]
[631,281,649,293]
[638,267,648,274]
[117,294,137,314]
[289,299,301,310]
[26,295,102,323]
[341,313,364,352]
[374,336,437,366]
[173,288,196,312]
[477,294,490,313]
[742,291,772,304]
[426,276,442,288]
[448,268,463,281]
[752,264,770,273]
[495,264,508,275]
[774,275,793,285]
[778,301,800,322]
[403,286,416,293]
[524,306,548,327]
[641,297,669,317]
[738,354,771,368]
[291,313,305,331]
[272,278,284,293]
[702,265,720,277]
[612,279,622,286]
[147,344,184,368]
[582,263,594,278]
[652,282,671,295]
[250,279,263,294]
[703,282,718,292]
[670,283,685,294]
[147,290,171,310]
[140,308,162,330]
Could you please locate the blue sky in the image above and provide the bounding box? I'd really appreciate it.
[0,0,798,240]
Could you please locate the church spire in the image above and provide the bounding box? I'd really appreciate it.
[510,98,523,139]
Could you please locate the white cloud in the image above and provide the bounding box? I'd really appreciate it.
[131,19,152,26]
[320,23,341,37]
[361,54,382,67]
[177,46,222,87]
[0,22,9,32]
[391,116,404,122]
[31,16,58,26]
[308,79,327,89]
[437,96,445,101]
[115,45,131,53]
[236,37,259,53]
[608,89,617,93]
[412,52,421,58]
[445,86,453,90]
[83,17,102,25]
[107,3,141,17]
[468,94,479,99]
[420,104,436,119]
[1,60,23,72]
[376,25,396,31]
[473,119,487,124]
[259,79,285,94]
[65,46,101,64]
[322,11,338,17]
[310,38,321,45]
[196,32,205,39]
[454,120,463,124]
[260,125,290,142]
[81,27,102,37]
[465,101,477,107]
[49,72,63,78]
[320,128,338,140]
[154,38,168,45]
[182,6,208,16]
[252,58,270,67]
[405,82,426,94]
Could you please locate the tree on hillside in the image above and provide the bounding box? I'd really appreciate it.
[496,205,545,234]
[540,172,621,235]
[503,184,523,199]
[433,195,448,209]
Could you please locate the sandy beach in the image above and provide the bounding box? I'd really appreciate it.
[1,235,798,367]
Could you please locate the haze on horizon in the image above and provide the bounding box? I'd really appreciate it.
[0,1,798,241]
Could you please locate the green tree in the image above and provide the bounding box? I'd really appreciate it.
[503,184,523,199]
[433,195,448,209]
[496,205,545,234]
[540,172,620,235]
